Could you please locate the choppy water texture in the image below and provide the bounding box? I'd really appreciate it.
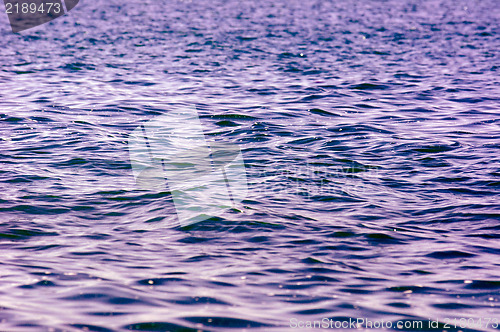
[0,0,499,331]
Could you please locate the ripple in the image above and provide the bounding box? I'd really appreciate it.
[0,0,499,329]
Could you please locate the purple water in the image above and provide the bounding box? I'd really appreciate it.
[0,0,499,330]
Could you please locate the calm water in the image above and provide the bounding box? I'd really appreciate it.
[0,0,499,331]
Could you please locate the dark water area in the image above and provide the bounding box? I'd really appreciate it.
[0,0,499,330]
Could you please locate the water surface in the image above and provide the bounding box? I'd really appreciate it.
[0,0,499,330]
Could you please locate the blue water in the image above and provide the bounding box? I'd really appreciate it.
[0,0,499,330]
